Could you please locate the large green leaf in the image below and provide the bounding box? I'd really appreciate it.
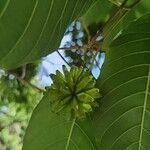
[0,0,96,70]
[95,12,150,149]
[22,91,97,150]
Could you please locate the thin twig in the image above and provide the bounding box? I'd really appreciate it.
[95,58,101,71]
[58,46,84,51]
[4,69,45,93]
[16,75,46,93]
[57,50,70,66]
[10,72,45,93]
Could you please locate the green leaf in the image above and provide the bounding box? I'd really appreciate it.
[82,0,113,26]
[95,12,150,149]
[0,0,96,70]
[22,92,97,150]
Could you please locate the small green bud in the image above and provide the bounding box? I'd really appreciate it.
[48,66,102,120]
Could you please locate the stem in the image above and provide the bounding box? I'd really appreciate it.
[102,8,128,50]
[65,118,76,150]
[96,0,141,51]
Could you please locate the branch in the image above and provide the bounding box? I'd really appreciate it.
[9,72,46,93]
[21,64,26,79]
[58,46,84,51]
[16,75,45,93]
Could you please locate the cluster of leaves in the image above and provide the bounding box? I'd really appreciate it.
[0,64,38,102]
[0,64,42,150]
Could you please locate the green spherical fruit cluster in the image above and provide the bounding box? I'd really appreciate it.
[49,66,101,120]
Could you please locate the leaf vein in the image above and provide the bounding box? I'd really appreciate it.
[101,64,149,87]
[102,76,148,100]
[124,141,139,150]
[109,125,140,150]
[0,0,39,63]
[20,0,55,63]
[100,106,143,144]
[0,0,10,19]
[100,91,145,120]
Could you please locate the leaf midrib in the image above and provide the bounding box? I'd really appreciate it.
[65,118,76,150]
[65,119,96,150]
[138,65,150,150]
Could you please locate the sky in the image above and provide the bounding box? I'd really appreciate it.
[37,34,71,86]
[37,33,105,87]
